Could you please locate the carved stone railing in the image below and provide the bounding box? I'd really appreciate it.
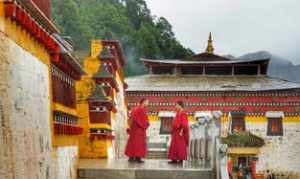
[216,138,230,179]
[189,111,222,169]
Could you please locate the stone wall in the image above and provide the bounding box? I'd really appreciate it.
[52,146,78,179]
[247,122,300,177]
[0,31,52,179]
[112,76,128,158]
[222,115,300,177]
[0,25,80,179]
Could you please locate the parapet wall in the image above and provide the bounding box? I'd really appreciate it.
[0,12,79,179]
[0,30,52,179]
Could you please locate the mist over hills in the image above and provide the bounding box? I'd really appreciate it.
[238,51,300,83]
[51,1,299,80]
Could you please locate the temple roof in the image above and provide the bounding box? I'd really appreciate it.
[141,33,268,66]
[222,131,265,147]
[189,52,232,61]
[14,0,59,33]
[126,74,300,91]
[98,46,114,59]
[141,58,269,65]
[93,64,114,79]
[89,85,111,102]
[53,34,86,75]
[102,40,127,66]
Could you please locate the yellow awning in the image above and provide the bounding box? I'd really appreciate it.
[227,147,260,155]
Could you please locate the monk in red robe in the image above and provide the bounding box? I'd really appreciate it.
[168,101,190,164]
[125,98,150,163]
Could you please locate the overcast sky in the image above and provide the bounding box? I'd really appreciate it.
[145,0,300,64]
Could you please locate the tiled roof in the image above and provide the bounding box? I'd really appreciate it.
[89,85,111,102]
[93,64,114,79]
[126,74,300,91]
[141,58,269,65]
[222,132,265,147]
[99,46,114,59]
[190,52,232,61]
[53,34,86,75]
[15,0,59,33]
[102,40,127,66]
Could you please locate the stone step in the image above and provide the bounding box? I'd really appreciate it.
[146,150,167,159]
[78,159,212,179]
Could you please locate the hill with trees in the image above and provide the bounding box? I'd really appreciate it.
[51,0,194,76]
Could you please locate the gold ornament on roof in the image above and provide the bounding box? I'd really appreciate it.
[206,32,214,54]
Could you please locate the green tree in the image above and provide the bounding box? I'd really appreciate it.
[52,0,194,76]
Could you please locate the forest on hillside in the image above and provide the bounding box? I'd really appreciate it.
[52,0,194,76]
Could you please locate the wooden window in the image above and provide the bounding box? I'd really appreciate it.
[181,66,203,74]
[235,66,258,75]
[231,112,246,133]
[205,66,232,75]
[160,117,173,134]
[51,65,76,108]
[267,117,283,136]
[89,111,111,124]
[152,67,173,74]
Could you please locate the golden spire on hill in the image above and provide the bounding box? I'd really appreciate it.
[206,32,214,54]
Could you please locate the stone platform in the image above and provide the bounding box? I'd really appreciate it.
[78,159,212,179]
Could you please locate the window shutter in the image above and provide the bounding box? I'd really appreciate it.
[267,117,283,136]
[231,111,246,133]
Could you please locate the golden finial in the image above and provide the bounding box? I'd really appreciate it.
[206,32,214,54]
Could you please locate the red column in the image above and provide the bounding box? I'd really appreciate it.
[250,160,257,179]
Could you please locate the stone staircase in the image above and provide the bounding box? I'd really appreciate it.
[146,142,168,159]
[77,159,213,179]
[146,150,168,159]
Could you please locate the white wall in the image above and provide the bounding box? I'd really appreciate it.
[0,30,80,179]
[246,122,300,174]
[111,80,128,158]
[0,31,52,179]
[53,146,78,179]
[221,116,300,176]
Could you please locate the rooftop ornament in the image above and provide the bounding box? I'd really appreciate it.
[206,32,215,54]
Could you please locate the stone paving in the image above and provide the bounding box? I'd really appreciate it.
[78,159,212,179]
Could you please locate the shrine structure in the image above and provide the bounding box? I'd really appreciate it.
[126,33,300,177]
[76,40,128,159]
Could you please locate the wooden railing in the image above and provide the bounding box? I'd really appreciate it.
[53,112,82,135]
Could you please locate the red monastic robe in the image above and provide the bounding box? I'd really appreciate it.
[125,105,150,158]
[168,111,190,160]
